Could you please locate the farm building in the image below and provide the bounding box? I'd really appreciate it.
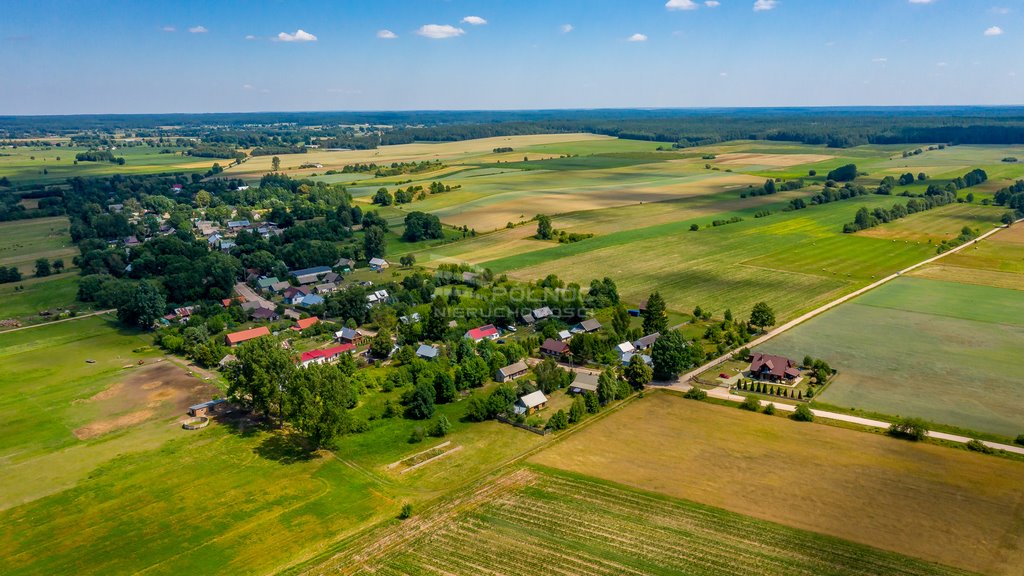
[270,281,290,293]
[748,352,801,382]
[335,327,364,344]
[291,265,333,285]
[220,296,245,308]
[416,344,439,360]
[298,343,355,368]
[496,360,529,383]
[540,338,570,357]
[291,316,319,332]
[226,326,271,346]
[257,276,280,291]
[465,324,499,342]
[369,257,390,271]
[227,219,251,229]
[188,398,227,417]
[514,390,549,415]
[570,371,599,394]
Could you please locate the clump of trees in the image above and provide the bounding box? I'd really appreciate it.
[826,164,857,182]
[76,150,125,164]
[402,211,443,242]
[887,417,928,441]
[843,189,957,234]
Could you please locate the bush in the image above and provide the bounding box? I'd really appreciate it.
[887,417,928,441]
[689,223,699,231]
[398,503,413,519]
[683,387,707,400]
[739,395,760,411]
[791,404,814,422]
[966,439,995,454]
[1015,434,1024,446]
[762,403,776,415]
[408,426,425,443]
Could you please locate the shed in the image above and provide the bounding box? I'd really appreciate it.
[416,344,439,360]
[514,390,549,415]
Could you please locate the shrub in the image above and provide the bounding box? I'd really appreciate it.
[546,409,569,430]
[683,387,707,400]
[398,503,413,519]
[408,426,425,443]
[966,439,995,454]
[689,223,699,231]
[762,403,776,415]
[1015,434,1024,446]
[739,395,760,411]
[887,417,928,441]
[791,404,814,422]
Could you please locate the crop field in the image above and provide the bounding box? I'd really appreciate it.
[910,222,1024,290]
[298,467,972,576]
[856,202,1004,243]
[530,392,1024,575]
[0,145,221,185]
[760,277,1024,437]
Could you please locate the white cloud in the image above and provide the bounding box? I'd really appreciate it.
[377,29,397,39]
[908,0,934,4]
[560,24,574,33]
[753,0,777,11]
[872,57,888,63]
[161,25,176,32]
[666,0,699,10]
[461,16,487,25]
[984,26,1004,36]
[245,34,257,40]
[416,24,465,39]
[936,61,947,67]
[277,29,317,42]
[705,1,721,6]
[242,84,254,90]
[188,25,207,34]
[628,33,648,42]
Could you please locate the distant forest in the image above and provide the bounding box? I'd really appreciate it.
[4,107,1024,149]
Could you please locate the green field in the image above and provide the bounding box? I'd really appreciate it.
[0,145,223,185]
[297,466,972,576]
[760,276,1024,436]
[0,216,77,274]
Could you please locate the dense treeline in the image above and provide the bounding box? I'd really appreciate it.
[75,150,125,164]
[8,108,1024,149]
[842,190,957,233]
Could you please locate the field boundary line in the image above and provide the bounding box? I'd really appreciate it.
[0,308,115,334]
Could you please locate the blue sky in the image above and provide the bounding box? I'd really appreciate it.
[1,0,1021,114]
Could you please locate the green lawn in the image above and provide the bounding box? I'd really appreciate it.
[0,145,219,185]
[0,216,77,275]
[760,277,1024,436]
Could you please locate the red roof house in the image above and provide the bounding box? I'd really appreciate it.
[464,324,499,342]
[298,343,355,367]
[291,316,320,332]
[748,352,801,382]
[226,326,271,346]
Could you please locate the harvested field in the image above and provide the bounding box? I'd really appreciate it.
[298,466,973,576]
[714,152,834,166]
[530,393,1024,575]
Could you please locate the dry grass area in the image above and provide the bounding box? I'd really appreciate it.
[856,203,1003,243]
[714,152,834,166]
[909,222,1024,290]
[530,392,1024,576]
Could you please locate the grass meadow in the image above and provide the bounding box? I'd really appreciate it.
[0,145,222,185]
[295,466,973,576]
[530,392,1024,576]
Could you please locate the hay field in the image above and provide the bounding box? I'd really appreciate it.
[530,393,1024,576]
[714,152,835,166]
[910,222,1024,290]
[761,277,1024,436]
[856,202,1004,242]
[298,466,973,576]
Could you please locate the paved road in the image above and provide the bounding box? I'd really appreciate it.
[0,308,116,334]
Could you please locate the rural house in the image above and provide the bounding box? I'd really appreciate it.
[257,276,280,291]
[633,333,660,350]
[335,257,354,272]
[188,398,226,417]
[620,352,652,368]
[748,352,801,382]
[465,324,499,342]
[335,327,364,344]
[540,338,570,357]
[569,371,599,394]
[299,294,324,307]
[514,390,549,415]
[416,344,439,360]
[298,343,355,368]
[250,307,280,322]
[226,326,271,346]
[576,318,602,333]
[496,360,529,382]
[369,257,390,271]
[367,289,390,307]
[291,316,319,332]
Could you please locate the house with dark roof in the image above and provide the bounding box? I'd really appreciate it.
[496,360,529,383]
[540,338,570,357]
[283,286,311,305]
[748,353,801,382]
[577,318,602,333]
[633,333,661,350]
[416,344,439,360]
[291,266,332,285]
[335,258,355,272]
[335,327,364,344]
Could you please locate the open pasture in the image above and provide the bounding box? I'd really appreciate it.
[0,216,76,275]
[298,466,973,576]
[856,202,1003,243]
[0,145,217,185]
[761,276,1024,436]
[910,222,1024,290]
[530,392,1024,576]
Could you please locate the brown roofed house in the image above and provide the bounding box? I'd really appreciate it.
[748,352,801,382]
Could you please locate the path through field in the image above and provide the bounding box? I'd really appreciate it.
[0,309,115,334]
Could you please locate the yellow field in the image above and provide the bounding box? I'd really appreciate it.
[714,152,835,166]
[530,392,1024,576]
[856,203,1004,243]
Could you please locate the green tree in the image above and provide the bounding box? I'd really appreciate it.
[431,414,451,437]
[624,354,653,390]
[363,225,387,258]
[433,370,457,404]
[568,395,586,424]
[611,303,631,337]
[596,369,617,405]
[34,258,51,277]
[195,189,211,209]
[651,330,694,381]
[290,364,356,448]
[791,404,814,422]
[373,187,393,206]
[642,291,668,335]
[739,395,760,411]
[271,156,281,171]
[536,214,553,240]
[226,336,294,423]
[369,328,393,359]
[888,417,928,441]
[534,357,570,394]
[404,381,436,420]
[117,281,166,329]
[749,301,776,332]
[546,409,569,430]
[424,296,449,341]
[52,259,65,273]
